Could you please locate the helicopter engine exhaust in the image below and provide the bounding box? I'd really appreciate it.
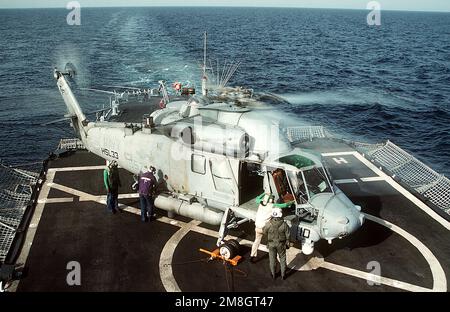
[154,194,224,225]
[171,122,250,157]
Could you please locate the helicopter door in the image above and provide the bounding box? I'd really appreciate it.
[238,161,264,205]
[209,157,236,205]
[271,169,295,203]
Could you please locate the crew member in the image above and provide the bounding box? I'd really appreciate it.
[250,193,274,263]
[139,166,157,222]
[143,90,149,102]
[263,208,290,280]
[104,161,121,213]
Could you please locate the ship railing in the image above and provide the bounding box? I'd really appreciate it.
[353,140,450,217]
[286,126,328,143]
[58,138,85,151]
[0,162,41,263]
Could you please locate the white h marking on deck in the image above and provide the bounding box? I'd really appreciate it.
[333,157,349,165]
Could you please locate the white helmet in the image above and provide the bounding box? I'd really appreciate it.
[271,208,283,218]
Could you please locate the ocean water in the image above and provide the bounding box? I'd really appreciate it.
[0,7,449,176]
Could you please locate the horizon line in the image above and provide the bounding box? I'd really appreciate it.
[0,5,450,13]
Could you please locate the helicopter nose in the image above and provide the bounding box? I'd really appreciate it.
[318,193,364,240]
[342,208,364,236]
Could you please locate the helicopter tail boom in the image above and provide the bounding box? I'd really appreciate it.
[54,68,88,137]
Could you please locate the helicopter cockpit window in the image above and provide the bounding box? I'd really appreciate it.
[287,171,308,204]
[303,167,332,197]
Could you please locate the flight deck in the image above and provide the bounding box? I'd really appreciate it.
[6,139,449,292]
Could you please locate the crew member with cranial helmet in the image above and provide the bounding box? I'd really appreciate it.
[263,207,291,280]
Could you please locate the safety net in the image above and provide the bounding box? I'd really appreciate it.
[285,126,328,143]
[0,162,40,263]
[355,140,450,214]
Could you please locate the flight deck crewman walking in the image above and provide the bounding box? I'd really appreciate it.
[263,208,290,280]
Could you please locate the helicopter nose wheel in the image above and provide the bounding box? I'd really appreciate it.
[219,240,241,260]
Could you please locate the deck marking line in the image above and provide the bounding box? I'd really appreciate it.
[360,176,386,182]
[48,165,106,173]
[322,151,357,157]
[38,198,74,204]
[363,213,447,292]
[10,171,55,292]
[352,151,450,231]
[159,220,201,293]
[320,261,431,292]
[334,179,358,184]
[78,193,140,202]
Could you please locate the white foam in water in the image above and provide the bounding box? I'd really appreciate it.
[279,88,414,109]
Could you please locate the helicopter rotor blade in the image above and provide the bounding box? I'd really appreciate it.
[79,88,116,95]
[86,108,111,115]
[41,116,73,126]
[103,85,141,90]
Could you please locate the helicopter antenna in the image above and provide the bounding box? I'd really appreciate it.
[222,61,241,88]
[204,32,207,75]
[199,32,240,90]
[202,32,208,96]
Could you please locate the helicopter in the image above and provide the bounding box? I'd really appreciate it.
[53,33,364,258]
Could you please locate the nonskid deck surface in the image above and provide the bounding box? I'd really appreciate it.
[14,142,449,292]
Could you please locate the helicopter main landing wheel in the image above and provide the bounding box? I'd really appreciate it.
[219,240,241,260]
